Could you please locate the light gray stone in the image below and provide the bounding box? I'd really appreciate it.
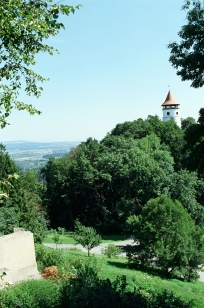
[0,231,39,285]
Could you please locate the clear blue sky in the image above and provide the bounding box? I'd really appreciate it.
[1,0,204,142]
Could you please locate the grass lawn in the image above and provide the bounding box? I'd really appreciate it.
[43,233,127,244]
[44,233,76,244]
[62,249,204,308]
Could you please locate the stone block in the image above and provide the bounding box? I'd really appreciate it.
[0,231,39,284]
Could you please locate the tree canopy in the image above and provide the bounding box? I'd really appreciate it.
[168,0,204,88]
[126,195,204,281]
[0,0,81,128]
[183,108,204,176]
[0,146,48,241]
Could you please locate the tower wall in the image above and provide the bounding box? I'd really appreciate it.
[162,107,181,127]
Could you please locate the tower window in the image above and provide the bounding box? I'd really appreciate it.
[176,112,178,115]
[167,112,170,115]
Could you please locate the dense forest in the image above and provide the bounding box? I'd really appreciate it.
[1,110,204,238]
[41,110,204,233]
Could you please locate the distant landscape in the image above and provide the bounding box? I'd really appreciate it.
[0,140,80,172]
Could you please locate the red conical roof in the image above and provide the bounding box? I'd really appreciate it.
[161,91,180,106]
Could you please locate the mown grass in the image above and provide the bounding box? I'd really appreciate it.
[44,233,76,244]
[44,233,127,244]
[61,249,204,308]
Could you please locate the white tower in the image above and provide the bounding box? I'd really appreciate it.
[161,91,181,127]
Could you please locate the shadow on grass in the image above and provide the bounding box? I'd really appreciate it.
[107,259,172,280]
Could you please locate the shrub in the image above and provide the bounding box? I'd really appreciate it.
[101,243,122,258]
[0,279,61,308]
[35,244,64,272]
[150,290,194,308]
[69,255,103,283]
[60,275,146,308]
[126,195,204,281]
[60,274,193,308]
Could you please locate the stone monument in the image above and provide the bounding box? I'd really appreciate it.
[0,229,39,285]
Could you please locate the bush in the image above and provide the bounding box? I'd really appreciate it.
[0,279,61,308]
[35,244,64,272]
[60,274,193,308]
[101,244,122,258]
[150,290,194,308]
[126,195,204,281]
[0,271,194,308]
[69,255,103,283]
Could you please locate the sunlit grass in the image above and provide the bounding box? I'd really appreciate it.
[43,233,76,244]
[62,249,204,308]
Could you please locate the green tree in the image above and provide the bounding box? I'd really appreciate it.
[105,116,184,170]
[169,169,204,227]
[42,134,174,233]
[0,143,20,201]
[183,108,204,176]
[168,0,204,88]
[181,117,196,130]
[73,220,102,256]
[0,0,81,128]
[16,170,48,242]
[0,151,48,242]
[126,195,204,281]
[0,206,18,235]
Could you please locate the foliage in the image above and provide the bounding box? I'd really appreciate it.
[60,274,146,308]
[168,0,204,88]
[34,246,202,307]
[60,273,193,308]
[0,146,49,241]
[0,206,18,235]
[11,170,49,243]
[69,255,103,282]
[0,144,20,202]
[101,243,122,258]
[149,290,194,308]
[0,279,61,308]
[42,134,174,233]
[52,229,63,248]
[181,117,196,130]
[0,267,193,308]
[168,169,204,227]
[0,0,81,128]
[126,195,204,281]
[106,115,184,169]
[182,108,204,177]
[73,220,102,256]
[35,244,64,272]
